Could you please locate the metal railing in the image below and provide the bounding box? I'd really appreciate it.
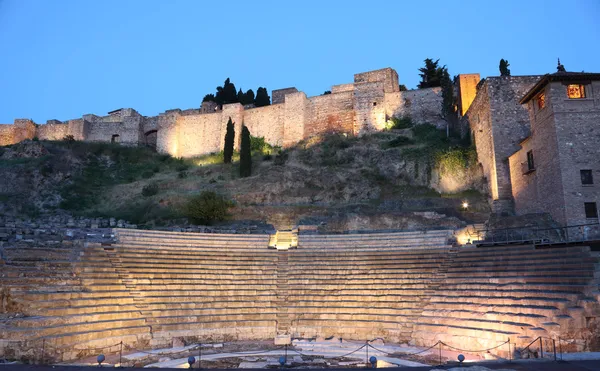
[468,222,600,246]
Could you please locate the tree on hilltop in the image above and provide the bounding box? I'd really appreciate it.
[254,87,271,107]
[216,78,238,105]
[323,90,332,95]
[223,117,235,164]
[499,59,511,76]
[203,94,216,103]
[239,124,252,177]
[237,89,255,105]
[399,84,408,91]
[418,58,444,88]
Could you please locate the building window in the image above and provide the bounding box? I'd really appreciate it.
[567,84,586,99]
[536,92,546,110]
[584,202,598,219]
[581,170,594,185]
[527,150,535,171]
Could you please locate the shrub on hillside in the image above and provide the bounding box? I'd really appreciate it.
[184,191,233,225]
[386,116,414,130]
[141,182,159,197]
[63,134,75,142]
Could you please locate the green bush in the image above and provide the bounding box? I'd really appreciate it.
[142,170,154,179]
[250,135,274,155]
[178,171,188,179]
[141,182,159,197]
[63,134,75,142]
[387,116,414,130]
[435,147,478,175]
[274,150,288,165]
[184,191,233,225]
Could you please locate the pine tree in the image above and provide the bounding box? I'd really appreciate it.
[245,89,255,104]
[418,58,443,88]
[239,124,252,177]
[399,84,408,91]
[499,59,511,76]
[202,94,216,103]
[254,87,271,107]
[223,117,235,164]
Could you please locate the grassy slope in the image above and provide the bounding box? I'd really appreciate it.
[0,127,490,229]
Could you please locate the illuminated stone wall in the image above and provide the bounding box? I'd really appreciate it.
[0,124,15,146]
[0,68,445,157]
[457,73,480,115]
[463,76,540,213]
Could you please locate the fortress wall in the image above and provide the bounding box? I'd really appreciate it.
[67,119,86,141]
[85,121,139,144]
[304,91,354,138]
[242,104,285,146]
[36,122,69,140]
[385,88,444,128]
[354,68,399,93]
[176,112,223,157]
[283,92,307,148]
[157,111,180,156]
[331,83,354,93]
[272,88,298,105]
[0,125,15,146]
[465,81,496,199]
[13,119,36,143]
[353,81,386,134]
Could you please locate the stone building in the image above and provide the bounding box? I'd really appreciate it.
[509,71,600,226]
[460,67,600,227]
[0,68,444,157]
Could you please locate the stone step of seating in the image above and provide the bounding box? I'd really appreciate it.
[39,325,151,348]
[150,319,276,333]
[130,283,277,291]
[420,309,551,326]
[113,273,277,280]
[299,231,452,242]
[445,269,596,278]
[424,301,561,317]
[115,233,270,243]
[113,239,269,249]
[43,304,142,316]
[114,262,278,270]
[285,296,425,304]
[439,282,595,294]
[446,262,599,272]
[134,294,275,304]
[428,295,570,309]
[141,306,277,317]
[453,246,592,259]
[115,227,270,239]
[286,306,418,316]
[91,267,275,275]
[413,322,522,342]
[145,313,277,326]
[298,241,451,248]
[290,247,450,254]
[296,245,451,252]
[20,291,135,302]
[123,289,277,298]
[1,318,147,339]
[116,278,278,285]
[5,310,143,328]
[430,290,582,301]
[114,255,278,264]
[441,276,593,285]
[293,318,414,331]
[415,315,537,335]
[112,247,277,258]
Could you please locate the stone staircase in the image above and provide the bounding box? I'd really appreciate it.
[275,251,291,335]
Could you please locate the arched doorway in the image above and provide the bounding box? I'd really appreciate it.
[144,130,158,150]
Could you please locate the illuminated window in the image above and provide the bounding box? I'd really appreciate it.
[584,202,598,219]
[536,92,546,110]
[567,84,586,99]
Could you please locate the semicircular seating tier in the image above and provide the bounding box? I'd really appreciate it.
[0,228,598,362]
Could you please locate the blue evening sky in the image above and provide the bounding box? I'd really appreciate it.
[0,0,599,124]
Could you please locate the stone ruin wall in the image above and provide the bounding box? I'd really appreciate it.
[0,68,445,159]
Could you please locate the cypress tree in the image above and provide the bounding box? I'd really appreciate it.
[239,124,252,177]
[254,87,271,107]
[418,58,443,88]
[223,117,235,164]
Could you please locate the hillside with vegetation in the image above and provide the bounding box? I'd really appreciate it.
[0,121,489,232]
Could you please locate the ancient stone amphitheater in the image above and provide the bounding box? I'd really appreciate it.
[1,228,599,362]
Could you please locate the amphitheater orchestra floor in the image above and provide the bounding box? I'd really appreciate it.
[3,360,600,371]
